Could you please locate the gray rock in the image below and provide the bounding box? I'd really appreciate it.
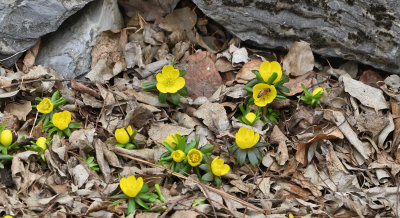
[192,0,400,74]
[0,0,94,67]
[35,0,123,79]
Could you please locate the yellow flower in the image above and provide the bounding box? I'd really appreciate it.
[115,126,133,144]
[52,111,71,130]
[288,213,294,218]
[187,149,203,167]
[156,65,185,93]
[235,127,260,149]
[312,87,324,96]
[0,129,12,147]
[4,215,13,218]
[259,61,282,84]
[211,156,230,177]
[253,83,277,107]
[37,98,54,114]
[162,131,181,149]
[119,175,143,198]
[171,150,185,162]
[245,112,256,124]
[36,137,47,150]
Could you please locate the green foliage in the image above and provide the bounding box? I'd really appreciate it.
[229,142,266,166]
[298,84,324,108]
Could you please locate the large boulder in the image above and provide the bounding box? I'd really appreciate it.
[192,0,400,74]
[35,0,123,79]
[0,0,94,67]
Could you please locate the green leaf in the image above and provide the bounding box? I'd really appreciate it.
[125,143,136,150]
[63,128,72,137]
[135,198,150,210]
[277,85,290,93]
[48,127,58,136]
[251,70,264,83]
[199,164,209,171]
[68,122,82,129]
[57,130,64,138]
[154,184,166,202]
[0,155,13,160]
[244,86,253,93]
[199,144,214,154]
[247,149,259,166]
[127,198,136,215]
[158,93,167,103]
[171,93,180,105]
[235,149,247,165]
[162,142,175,153]
[275,94,287,100]
[51,90,60,102]
[53,98,67,107]
[184,141,196,153]
[266,72,278,85]
[35,97,43,102]
[110,199,126,206]
[110,193,128,199]
[214,176,222,187]
[179,70,186,77]
[0,162,4,168]
[201,172,213,181]
[140,184,149,193]
[177,86,188,96]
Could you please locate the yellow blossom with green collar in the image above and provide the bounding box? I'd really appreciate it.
[119,175,143,198]
[0,129,12,147]
[156,65,185,93]
[52,111,71,130]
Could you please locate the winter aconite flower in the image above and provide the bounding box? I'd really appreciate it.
[36,137,47,150]
[162,131,181,149]
[115,126,133,145]
[187,148,203,167]
[211,156,230,177]
[156,65,185,93]
[253,83,277,107]
[235,127,260,149]
[52,111,71,130]
[0,129,12,147]
[171,150,185,162]
[259,61,282,84]
[4,215,13,218]
[37,98,54,114]
[120,175,144,198]
[245,112,256,124]
[312,87,324,96]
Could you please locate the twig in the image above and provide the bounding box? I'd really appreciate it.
[116,152,266,213]
[159,194,190,218]
[0,78,92,89]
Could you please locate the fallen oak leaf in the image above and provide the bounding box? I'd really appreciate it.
[296,126,344,165]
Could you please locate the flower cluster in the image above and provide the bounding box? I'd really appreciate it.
[230,127,266,166]
[114,125,144,149]
[34,90,66,127]
[299,83,325,108]
[143,63,188,105]
[242,61,289,124]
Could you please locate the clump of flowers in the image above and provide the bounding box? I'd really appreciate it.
[34,90,66,127]
[114,125,144,149]
[143,61,188,105]
[200,156,230,186]
[0,124,17,168]
[26,137,49,168]
[159,133,213,177]
[243,61,289,123]
[299,84,325,108]
[229,127,266,166]
[111,175,166,215]
[43,110,82,138]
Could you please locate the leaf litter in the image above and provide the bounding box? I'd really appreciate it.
[0,1,398,218]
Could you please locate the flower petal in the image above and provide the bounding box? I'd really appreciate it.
[171,77,185,93]
[115,128,130,144]
[132,177,143,197]
[127,126,133,136]
[156,82,169,93]
[270,61,282,83]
